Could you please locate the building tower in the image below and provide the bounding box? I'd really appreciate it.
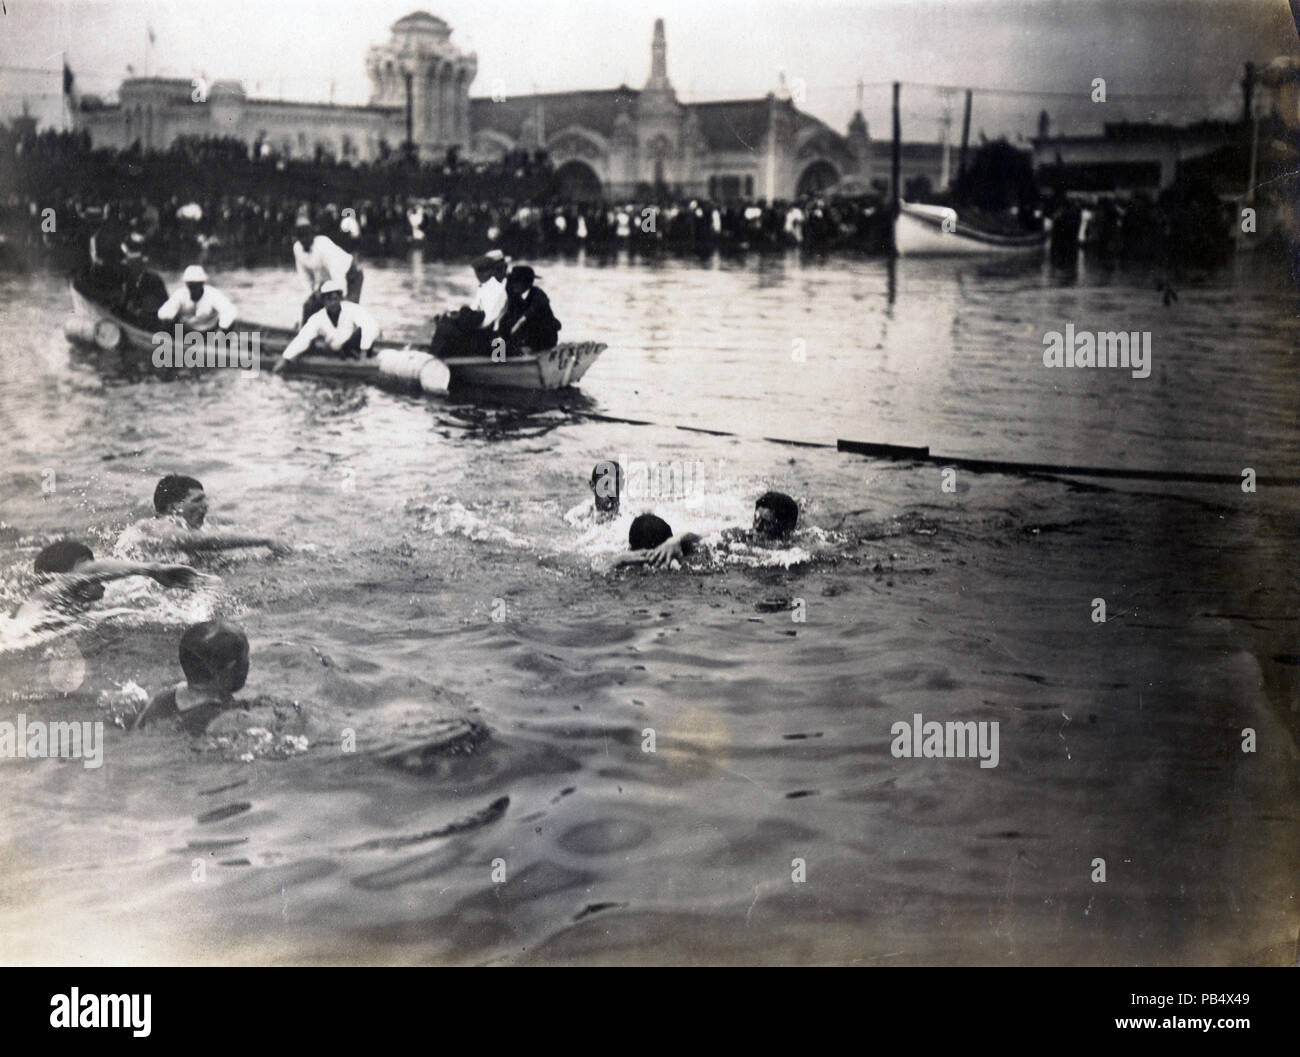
[636,18,683,192]
[366,11,477,157]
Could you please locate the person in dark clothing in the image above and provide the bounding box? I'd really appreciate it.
[500,265,561,352]
[118,238,168,325]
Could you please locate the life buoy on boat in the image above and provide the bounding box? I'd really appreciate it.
[374,347,449,394]
[63,316,122,350]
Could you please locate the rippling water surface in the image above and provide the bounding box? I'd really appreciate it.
[0,250,1297,965]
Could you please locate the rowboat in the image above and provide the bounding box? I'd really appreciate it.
[893,201,1048,257]
[64,282,606,393]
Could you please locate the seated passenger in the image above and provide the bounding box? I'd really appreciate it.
[501,265,561,352]
[157,265,237,332]
[116,474,290,556]
[428,251,508,358]
[119,239,168,325]
[132,619,250,734]
[274,280,380,372]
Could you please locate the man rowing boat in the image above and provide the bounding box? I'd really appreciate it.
[293,217,363,325]
[157,265,237,332]
[274,279,380,372]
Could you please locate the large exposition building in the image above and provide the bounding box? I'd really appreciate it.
[74,11,939,202]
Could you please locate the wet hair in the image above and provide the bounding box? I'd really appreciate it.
[755,491,799,537]
[629,513,673,551]
[34,540,94,574]
[154,474,203,514]
[590,461,623,510]
[179,620,250,693]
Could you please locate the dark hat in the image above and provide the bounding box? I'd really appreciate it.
[508,265,536,285]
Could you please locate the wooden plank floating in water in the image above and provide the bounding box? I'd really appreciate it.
[837,439,1300,487]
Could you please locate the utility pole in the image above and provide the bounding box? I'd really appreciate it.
[938,88,955,191]
[891,81,901,209]
[958,88,973,184]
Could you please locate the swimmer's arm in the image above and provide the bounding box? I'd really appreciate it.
[644,532,702,569]
[608,534,702,570]
[40,559,201,594]
[139,524,290,556]
[130,689,173,730]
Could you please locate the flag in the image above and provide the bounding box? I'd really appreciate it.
[62,59,75,96]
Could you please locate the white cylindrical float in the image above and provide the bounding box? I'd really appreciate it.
[374,347,448,394]
[63,316,122,350]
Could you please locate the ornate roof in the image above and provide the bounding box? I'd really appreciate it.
[392,11,452,36]
[471,88,639,141]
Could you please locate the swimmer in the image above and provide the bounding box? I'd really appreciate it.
[11,539,199,629]
[132,619,250,733]
[619,492,801,569]
[564,460,624,526]
[610,513,678,568]
[117,475,290,557]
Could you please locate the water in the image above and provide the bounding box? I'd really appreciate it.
[0,250,1297,965]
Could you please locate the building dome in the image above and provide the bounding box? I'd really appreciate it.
[391,11,452,41]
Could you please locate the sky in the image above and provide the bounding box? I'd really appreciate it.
[1,0,1297,141]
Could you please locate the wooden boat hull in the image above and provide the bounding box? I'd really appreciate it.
[439,343,604,391]
[894,201,1048,257]
[66,284,605,392]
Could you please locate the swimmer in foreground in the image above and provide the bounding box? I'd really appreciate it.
[614,492,801,569]
[609,513,677,568]
[11,539,200,630]
[132,619,249,733]
[117,475,290,557]
[564,460,623,527]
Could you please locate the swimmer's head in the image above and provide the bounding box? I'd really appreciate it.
[34,539,102,602]
[154,474,207,528]
[753,491,798,539]
[629,513,672,551]
[590,461,623,514]
[179,620,250,695]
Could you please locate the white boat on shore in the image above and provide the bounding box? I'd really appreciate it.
[894,201,1048,257]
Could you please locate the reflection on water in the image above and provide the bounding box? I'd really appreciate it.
[0,252,1297,965]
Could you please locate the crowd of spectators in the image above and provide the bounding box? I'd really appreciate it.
[0,125,888,272]
[0,123,1259,274]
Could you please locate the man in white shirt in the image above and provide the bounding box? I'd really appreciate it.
[471,250,509,331]
[274,280,380,372]
[293,218,363,324]
[427,251,509,358]
[157,265,238,331]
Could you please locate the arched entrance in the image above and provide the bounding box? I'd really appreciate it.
[796,160,840,197]
[551,160,603,203]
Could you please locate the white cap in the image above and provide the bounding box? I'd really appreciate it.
[182,265,208,283]
[319,279,345,295]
